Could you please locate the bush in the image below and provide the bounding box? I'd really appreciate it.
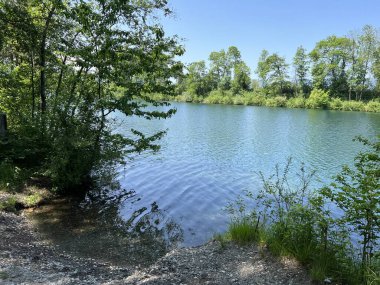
[365,100,380,112]
[242,92,266,106]
[306,88,330,109]
[329,97,343,110]
[233,96,244,105]
[341,100,365,111]
[286,97,306,108]
[265,96,287,107]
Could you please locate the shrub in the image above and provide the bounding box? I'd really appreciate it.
[306,88,330,109]
[233,96,244,105]
[365,100,380,112]
[241,92,266,106]
[341,100,365,111]
[265,96,287,107]
[329,97,343,110]
[286,97,306,109]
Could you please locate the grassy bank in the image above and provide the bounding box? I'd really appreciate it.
[148,90,380,113]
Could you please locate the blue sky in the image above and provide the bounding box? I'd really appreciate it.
[162,0,380,78]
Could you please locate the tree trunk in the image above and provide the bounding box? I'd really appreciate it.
[0,113,7,136]
[39,7,55,113]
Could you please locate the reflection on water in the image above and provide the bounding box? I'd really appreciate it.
[26,188,183,267]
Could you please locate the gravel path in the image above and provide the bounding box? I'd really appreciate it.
[0,211,311,285]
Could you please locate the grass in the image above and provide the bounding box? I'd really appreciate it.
[228,218,260,245]
[0,184,51,213]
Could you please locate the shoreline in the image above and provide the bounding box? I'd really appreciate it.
[0,210,312,285]
[148,93,380,113]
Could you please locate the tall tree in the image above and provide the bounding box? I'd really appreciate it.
[310,36,351,98]
[266,53,289,95]
[256,49,270,88]
[185,61,210,96]
[293,46,310,95]
[231,61,251,94]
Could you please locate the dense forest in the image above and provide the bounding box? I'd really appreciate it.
[167,25,380,112]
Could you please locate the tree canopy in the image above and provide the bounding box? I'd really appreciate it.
[0,0,184,193]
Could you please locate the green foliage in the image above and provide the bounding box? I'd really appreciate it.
[23,192,43,207]
[0,0,183,194]
[293,46,310,94]
[365,100,380,112]
[228,217,260,245]
[265,96,287,107]
[322,136,380,277]
[329,97,344,110]
[242,92,266,106]
[306,88,330,109]
[0,196,17,212]
[225,153,380,284]
[286,96,306,108]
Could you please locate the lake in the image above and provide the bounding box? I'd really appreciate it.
[27,103,380,265]
[115,102,380,247]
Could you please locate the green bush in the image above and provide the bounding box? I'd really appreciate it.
[365,100,380,112]
[306,88,330,109]
[265,96,287,107]
[286,97,306,108]
[329,97,344,110]
[233,96,244,105]
[242,92,266,106]
[341,100,365,111]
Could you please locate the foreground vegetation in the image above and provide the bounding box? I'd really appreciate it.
[148,90,380,112]
[0,0,183,194]
[221,137,380,285]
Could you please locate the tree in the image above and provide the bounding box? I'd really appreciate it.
[231,61,251,94]
[256,49,270,88]
[293,46,310,95]
[0,0,184,193]
[185,61,211,96]
[310,36,351,98]
[256,50,289,95]
[209,49,231,90]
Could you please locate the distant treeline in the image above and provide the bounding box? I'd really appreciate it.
[169,25,380,111]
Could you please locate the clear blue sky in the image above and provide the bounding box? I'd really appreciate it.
[161,0,380,78]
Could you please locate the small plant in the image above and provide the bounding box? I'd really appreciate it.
[0,196,17,212]
[228,217,260,244]
[23,192,43,208]
[213,233,229,250]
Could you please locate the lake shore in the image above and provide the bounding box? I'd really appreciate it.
[0,210,312,285]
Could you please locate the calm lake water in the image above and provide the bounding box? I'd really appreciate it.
[115,102,380,247]
[28,103,380,265]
